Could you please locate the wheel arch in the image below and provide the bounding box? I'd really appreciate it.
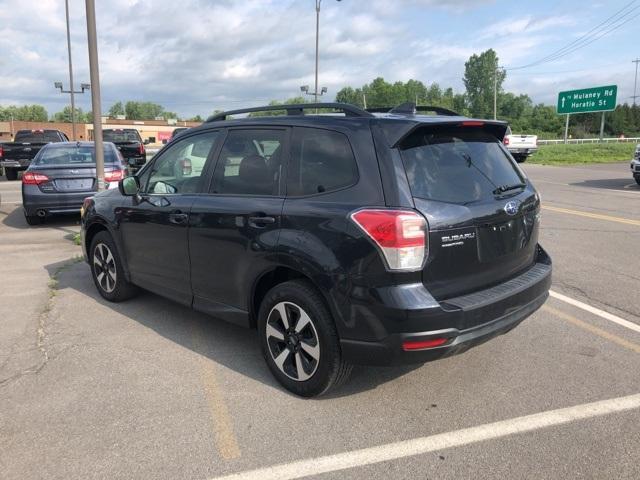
[84,219,131,280]
[250,265,338,331]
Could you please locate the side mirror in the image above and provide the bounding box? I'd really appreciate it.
[143,139,150,145]
[119,175,140,196]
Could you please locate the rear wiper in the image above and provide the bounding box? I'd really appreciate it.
[493,183,526,195]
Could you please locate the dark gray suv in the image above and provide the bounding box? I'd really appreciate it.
[81,103,551,397]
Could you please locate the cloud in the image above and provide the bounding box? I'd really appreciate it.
[0,0,636,118]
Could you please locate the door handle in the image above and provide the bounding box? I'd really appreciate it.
[169,211,189,225]
[248,216,276,227]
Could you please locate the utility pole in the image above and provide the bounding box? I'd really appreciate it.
[64,0,77,140]
[632,58,640,106]
[363,92,367,109]
[493,66,503,120]
[85,0,104,190]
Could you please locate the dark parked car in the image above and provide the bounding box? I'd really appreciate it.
[80,102,551,396]
[102,128,147,172]
[1,129,69,180]
[22,141,126,225]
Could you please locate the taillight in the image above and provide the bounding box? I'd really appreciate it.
[179,158,192,176]
[104,169,125,182]
[22,172,50,185]
[0,145,3,157]
[503,137,510,146]
[139,143,145,155]
[350,209,427,271]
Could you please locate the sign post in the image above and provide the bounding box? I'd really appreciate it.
[557,85,617,143]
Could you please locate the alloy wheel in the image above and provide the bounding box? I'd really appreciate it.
[266,301,320,382]
[93,243,117,293]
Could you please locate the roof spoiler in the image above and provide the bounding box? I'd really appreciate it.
[381,119,509,148]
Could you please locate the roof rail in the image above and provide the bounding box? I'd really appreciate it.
[366,102,460,117]
[205,102,374,122]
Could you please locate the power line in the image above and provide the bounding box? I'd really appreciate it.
[507,0,639,70]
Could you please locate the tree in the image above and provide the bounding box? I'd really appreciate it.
[108,101,125,117]
[124,101,165,120]
[463,49,505,118]
[52,106,91,123]
[0,104,48,122]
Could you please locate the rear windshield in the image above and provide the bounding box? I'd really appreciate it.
[15,131,62,143]
[33,145,119,166]
[399,127,525,204]
[103,130,140,142]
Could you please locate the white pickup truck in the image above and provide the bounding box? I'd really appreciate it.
[503,126,537,163]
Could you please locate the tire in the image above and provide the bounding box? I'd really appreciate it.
[89,231,138,302]
[258,280,352,397]
[514,155,527,163]
[635,176,640,186]
[5,168,18,181]
[24,214,43,226]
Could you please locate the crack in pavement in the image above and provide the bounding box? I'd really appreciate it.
[0,256,83,389]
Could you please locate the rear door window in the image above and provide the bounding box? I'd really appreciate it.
[14,131,63,143]
[399,127,525,204]
[211,129,286,196]
[287,127,358,196]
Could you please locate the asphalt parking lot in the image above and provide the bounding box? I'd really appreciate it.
[1,163,639,480]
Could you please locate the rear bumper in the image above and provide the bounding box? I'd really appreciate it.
[340,246,552,366]
[22,187,89,216]
[0,159,29,169]
[508,148,537,156]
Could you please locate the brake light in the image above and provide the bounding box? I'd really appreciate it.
[22,172,49,185]
[104,169,125,182]
[179,158,192,176]
[461,121,484,127]
[350,209,427,271]
[138,143,145,155]
[402,337,448,351]
[0,145,3,158]
[503,136,510,146]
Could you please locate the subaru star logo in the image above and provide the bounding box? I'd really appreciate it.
[504,201,519,216]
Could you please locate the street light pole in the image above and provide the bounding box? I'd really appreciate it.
[64,0,77,140]
[85,0,105,191]
[315,0,320,104]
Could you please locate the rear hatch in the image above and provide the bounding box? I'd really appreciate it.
[506,134,537,150]
[398,123,540,300]
[103,130,143,161]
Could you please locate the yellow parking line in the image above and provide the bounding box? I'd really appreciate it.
[543,305,640,354]
[191,322,241,460]
[542,205,640,226]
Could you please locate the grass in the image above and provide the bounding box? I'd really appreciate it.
[527,143,637,165]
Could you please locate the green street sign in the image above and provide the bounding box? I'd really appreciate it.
[557,85,617,114]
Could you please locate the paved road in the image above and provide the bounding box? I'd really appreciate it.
[1,164,639,480]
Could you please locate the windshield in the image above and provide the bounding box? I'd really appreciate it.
[15,131,63,143]
[399,127,525,204]
[33,145,119,166]
[103,130,140,142]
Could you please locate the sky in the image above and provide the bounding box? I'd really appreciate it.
[0,0,639,118]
